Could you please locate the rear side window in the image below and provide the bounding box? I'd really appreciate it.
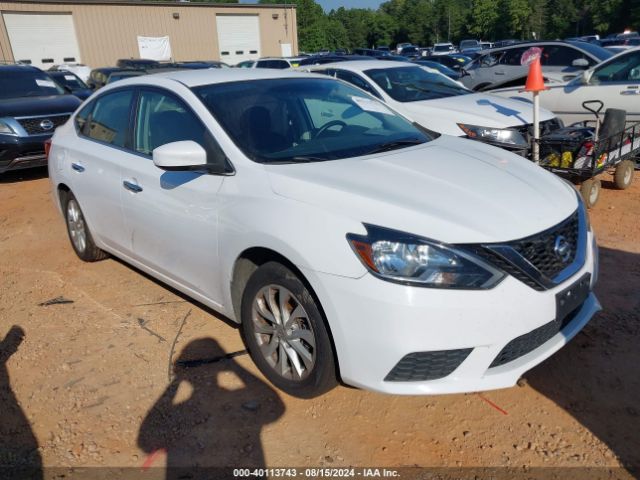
[501,47,528,65]
[85,90,134,148]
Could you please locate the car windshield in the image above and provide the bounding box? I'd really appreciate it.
[193,78,431,164]
[364,66,470,102]
[55,73,88,90]
[567,41,613,61]
[0,70,65,99]
[433,45,451,52]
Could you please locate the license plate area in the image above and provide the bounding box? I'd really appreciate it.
[556,273,591,326]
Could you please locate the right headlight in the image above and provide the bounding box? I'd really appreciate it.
[347,224,505,289]
[458,123,527,148]
[0,119,16,135]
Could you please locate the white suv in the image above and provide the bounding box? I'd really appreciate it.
[48,69,600,398]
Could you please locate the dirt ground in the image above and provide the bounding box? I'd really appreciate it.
[0,167,639,479]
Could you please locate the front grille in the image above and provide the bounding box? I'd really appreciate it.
[475,248,544,291]
[384,349,472,382]
[17,115,70,135]
[489,304,582,368]
[509,212,579,279]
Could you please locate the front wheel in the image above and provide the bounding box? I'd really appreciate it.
[63,191,108,262]
[579,178,601,208]
[240,262,337,398]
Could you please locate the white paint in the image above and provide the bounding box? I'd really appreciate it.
[216,15,261,65]
[137,36,172,61]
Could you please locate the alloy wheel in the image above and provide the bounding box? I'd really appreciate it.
[66,199,87,253]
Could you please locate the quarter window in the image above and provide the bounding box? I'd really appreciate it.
[85,90,134,147]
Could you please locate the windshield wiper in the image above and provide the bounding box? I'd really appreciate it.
[364,138,424,155]
[265,156,329,164]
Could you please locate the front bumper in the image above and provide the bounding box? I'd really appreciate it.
[305,229,599,395]
[0,133,51,174]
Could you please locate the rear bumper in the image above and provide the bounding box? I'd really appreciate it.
[0,133,50,174]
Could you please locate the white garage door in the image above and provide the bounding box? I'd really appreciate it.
[3,13,82,69]
[216,15,260,66]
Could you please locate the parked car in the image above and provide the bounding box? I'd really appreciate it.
[116,58,160,69]
[253,57,306,69]
[0,64,81,174]
[87,67,123,89]
[48,71,93,100]
[298,55,370,66]
[462,41,613,90]
[423,54,473,71]
[48,68,599,397]
[395,42,413,54]
[490,47,640,126]
[459,39,481,55]
[48,63,92,82]
[480,42,495,50]
[431,43,457,56]
[377,46,390,52]
[236,60,256,68]
[106,70,146,84]
[412,59,462,80]
[398,45,421,59]
[305,60,559,155]
[173,61,230,69]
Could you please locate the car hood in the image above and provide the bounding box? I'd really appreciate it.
[0,95,81,118]
[396,92,555,135]
[267,135,577,244]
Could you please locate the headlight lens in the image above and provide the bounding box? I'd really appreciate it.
[0,120,16,135]
[347,225,505,289]
[458,123,527,147]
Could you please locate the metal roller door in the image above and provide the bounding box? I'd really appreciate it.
[216,14,260,66]
[3,13,82,69]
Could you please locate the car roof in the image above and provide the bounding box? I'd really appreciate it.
[0,64,42,73]
[306,60,418,72]
[120,67,326,88]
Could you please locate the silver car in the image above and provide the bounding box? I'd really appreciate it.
[461,41,612,90]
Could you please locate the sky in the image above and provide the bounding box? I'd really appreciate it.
[240,0,384,12]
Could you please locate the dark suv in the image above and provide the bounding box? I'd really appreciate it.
[0,65,81,174]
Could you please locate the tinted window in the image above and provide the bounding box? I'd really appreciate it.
[256,60,289,69]
[193,78,430,163]
[85,90,133,147]
[75,101,93,133]
[501,47,529,65]
[541,46,584,66]
[334,70,381,98]
[364,66,470,102]
[54,73,88,90]
[592,51,640,83]
[0,69,64,99]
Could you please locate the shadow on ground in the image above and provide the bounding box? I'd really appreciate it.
[0,326,42,479]
[526,247,640,472]
[0,167,48,184]
[138,337,285,479]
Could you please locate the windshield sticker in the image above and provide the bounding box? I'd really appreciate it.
[35,79,57,88]
[351,96,393,115]
[64,75,76,81]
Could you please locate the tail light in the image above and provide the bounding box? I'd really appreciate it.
[44,138,52,160]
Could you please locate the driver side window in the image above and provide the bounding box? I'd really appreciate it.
[592,51,640,84]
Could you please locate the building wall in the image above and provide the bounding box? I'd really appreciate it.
[0,1,297,67]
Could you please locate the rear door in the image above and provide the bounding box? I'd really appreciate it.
[119,87,229,306]
[67,88,135,252]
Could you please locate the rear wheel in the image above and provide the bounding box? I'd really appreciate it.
[240,261,337,398]
[62,191,107,262]
[614,160,634,190]
[579,178,601,208]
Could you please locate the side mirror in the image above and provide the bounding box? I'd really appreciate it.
[580,69,593,85]
[572,58,589,68]
[153,140,207,171]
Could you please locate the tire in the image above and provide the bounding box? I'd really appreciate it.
[240,261,337,398]
[613,160,634,190]
[579,178,601,209]
[62,191,108,262]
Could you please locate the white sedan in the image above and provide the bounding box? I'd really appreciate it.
[490,47,640,126]
[304,61,559,155]
[48,69,599,397]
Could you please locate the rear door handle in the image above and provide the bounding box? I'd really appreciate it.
[71,162,85,173]
[495,70,505,75]
[620,89,640,95]
[123,180,143,193]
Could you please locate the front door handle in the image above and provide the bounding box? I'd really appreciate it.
[123,180,143,193]
[620,89,640,95]
[495,70,505,75]
[71,162,85,172]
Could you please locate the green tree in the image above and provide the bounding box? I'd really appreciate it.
[469,0,500,38]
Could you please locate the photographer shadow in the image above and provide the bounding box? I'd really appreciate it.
[526,246,640,472]
[138,338,285,479]
[0,326,42,480]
